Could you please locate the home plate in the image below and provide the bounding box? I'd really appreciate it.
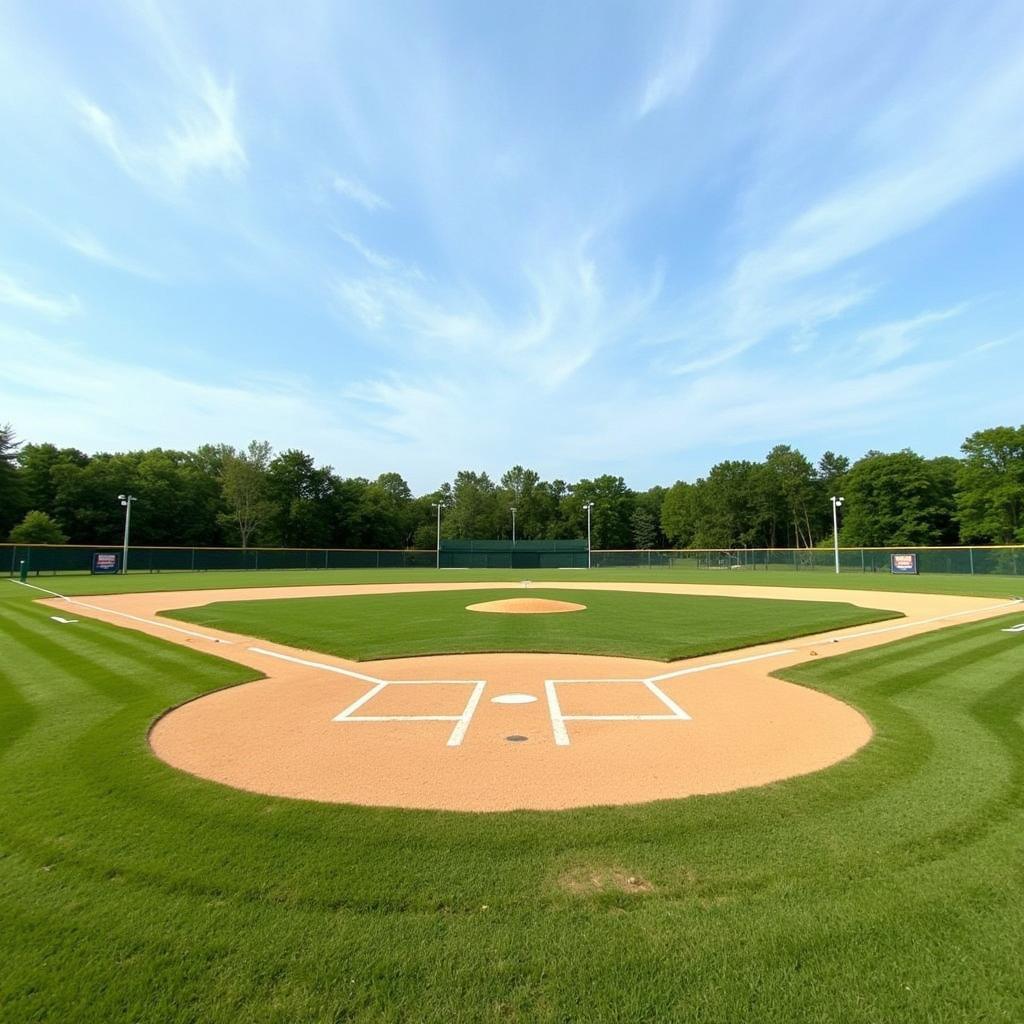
[491,693,538,704]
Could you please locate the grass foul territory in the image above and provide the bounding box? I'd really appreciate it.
[166,588,900,661]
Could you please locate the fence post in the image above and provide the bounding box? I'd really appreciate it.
[861,548,865,573]
[969,547,975,575]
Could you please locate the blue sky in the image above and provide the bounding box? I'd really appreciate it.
[1,1,1023,492]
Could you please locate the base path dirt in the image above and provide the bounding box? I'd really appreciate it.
[34,581,1022,812]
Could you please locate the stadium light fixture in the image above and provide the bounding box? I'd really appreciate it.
[118,494,136,575]
[583,501,595,569]
[831,496,844,575]
[430,501,445,569]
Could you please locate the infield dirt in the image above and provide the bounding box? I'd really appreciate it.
[37,582,1019,811]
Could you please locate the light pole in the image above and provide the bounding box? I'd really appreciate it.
[583,501,594,570]
[430,501,444,569]
[831,496,844,575]
[510,506,517,546]
[118,494,135,575]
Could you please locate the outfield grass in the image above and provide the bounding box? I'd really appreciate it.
[2,579,1023,1022]
[166,587,899,661]
[9,564,1024,599]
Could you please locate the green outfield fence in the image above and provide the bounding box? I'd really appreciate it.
[3,542,1023,577]
[3,544,438,575]
[439,539,588,569]
[591,546,1024,575]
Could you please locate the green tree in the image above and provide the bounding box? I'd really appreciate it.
[660,481,698,547]
[359,473,415,547]
[692,461,761,548]
[630,507,658,549]
[9,509,68,544]
[563,476,636,548]
[840,450,957,546]
[499,466,548,540]
[218,441,273,549]
[445,471,500,539]
[956,425,1024,543]
[764,445,817,548]
[18,442,89,518]
[0,424,25,535]
[264,449,337,547]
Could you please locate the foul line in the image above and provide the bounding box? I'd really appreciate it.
[8,578,231,644]
[249,646,385,685]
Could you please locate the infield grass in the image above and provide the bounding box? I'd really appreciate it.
[165,587,901,661]
[2,580,1023,1022]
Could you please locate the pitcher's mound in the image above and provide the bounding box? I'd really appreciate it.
[466,598,587,614]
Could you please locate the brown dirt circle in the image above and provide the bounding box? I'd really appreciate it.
[466,597,586,614]
[36,582,1019,812]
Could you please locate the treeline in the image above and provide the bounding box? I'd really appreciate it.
[0,424,1021,550]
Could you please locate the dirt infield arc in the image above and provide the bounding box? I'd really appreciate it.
[33,581,1022,811]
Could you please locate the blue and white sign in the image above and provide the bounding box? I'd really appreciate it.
[92,552,119,574]
[890,553,918,575]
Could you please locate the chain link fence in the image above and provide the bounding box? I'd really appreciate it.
[4,542,1022,577]
[592,546,1024,575]
[3,544,437,576]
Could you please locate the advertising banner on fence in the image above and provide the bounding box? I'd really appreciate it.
[890,553,919,575]
[91,552,119,574]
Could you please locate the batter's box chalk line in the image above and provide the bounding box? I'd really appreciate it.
[544,678,692,747]
[331,679,487,748]
[247,646,486,747]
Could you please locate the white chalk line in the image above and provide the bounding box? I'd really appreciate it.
[447,681,487,747]
[9,579,232,644]
[248,645,487,747]
[544,676,694,746]
[544,679,570,747]
[542,597,1023,745]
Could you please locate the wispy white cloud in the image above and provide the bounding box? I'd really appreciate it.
[0,272,80,319]
[0,327,374,463]
[663,42,1024,376]
[636,0,719,118]
[855,304,967,366]
[73,71,246,187]
[969,330,1024,355]
[332,175,390,212]
[61,231,163,281]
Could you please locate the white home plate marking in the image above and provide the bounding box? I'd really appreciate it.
[491,693,538,705]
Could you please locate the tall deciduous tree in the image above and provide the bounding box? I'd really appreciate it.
[218,441,273,549]
[0,424,25,536]
[9,510,68,544]
[661,481,698,547]
[956,426,1024,543]
[840,450,957,546]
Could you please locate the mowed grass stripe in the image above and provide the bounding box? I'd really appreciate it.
[168,587,901,661]
[1,579,1023,1022]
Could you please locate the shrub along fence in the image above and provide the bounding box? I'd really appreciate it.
[3,543,1022,577]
